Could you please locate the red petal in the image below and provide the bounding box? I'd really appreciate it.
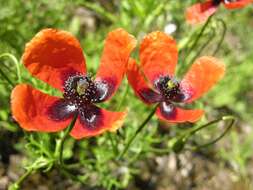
[140,31,178,84]
[95,28,136,101]
[181,56,225,103]
[156,102,204,123]
[22,29,86,91]
[127,59,161,104]
[223,0,252,9]
[11,84,73,132]
[70,108,127,139]
[185,1,218,25]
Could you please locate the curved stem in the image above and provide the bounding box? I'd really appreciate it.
[0,68,14,87]
[118,104,158,159]
[212,19,227,56]
[188,116,234,136]
[187,27,216,66]
[170,116,235,153]
[190,116,235,150]
[182,14,214,64]
[57,114,78,166]
[0,53,21,84]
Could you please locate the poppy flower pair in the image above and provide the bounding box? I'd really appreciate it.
[11,28,136,139]
[186,0,252,25]
[11,28,225,139]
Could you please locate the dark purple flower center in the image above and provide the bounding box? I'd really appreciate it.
[64,75,100,106]
[155,76,186,103]
[212,0,222,6]
[63,74,112,106]
[47,74,112,128]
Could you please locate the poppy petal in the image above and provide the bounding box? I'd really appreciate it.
[95,28,136,101]
[181,56,225,103]
[127,59,162,104]
[11,84,74,132]
[70,105,127,139]
[156,102,204,123]
[223,0,252,9]
[140,31,178,83]
[22,29,86,91]
[185,1,218,25]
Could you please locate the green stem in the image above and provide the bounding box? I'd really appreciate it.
[212,19,227,56]
[188,116,234,136]
[0,53,21,84]
[182,14,214,65]
[190,116,235,150]
[172,116,235,152]
[118,105,158,159]
[187,27,215,67]
[79,2,116,23]
[60,166,87,185]
[0,68,14,87]
[107,132,118,154]
[9,169,33,190]
[57,114,78,166]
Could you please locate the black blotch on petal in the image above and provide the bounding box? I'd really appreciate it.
[223,0,238,5]
[139,88,162,104]
[159,102,176,119]
[78,105,103,130]
[94,77,116,102]
[47,99,77,121]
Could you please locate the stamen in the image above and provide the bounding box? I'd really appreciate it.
[63,74,99,106]
[155,76,186,102]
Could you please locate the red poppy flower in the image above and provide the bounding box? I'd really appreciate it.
[186,0,252,25]
[11,28,136,139]
[127,31,225,123]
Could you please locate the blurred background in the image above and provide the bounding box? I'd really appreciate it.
[0,0,253,189]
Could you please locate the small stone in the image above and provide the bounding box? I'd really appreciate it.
[0,176,9,190]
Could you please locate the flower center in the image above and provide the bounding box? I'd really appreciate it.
[155,76,185,102]
[212,0,222,6]
[63,74,100,107]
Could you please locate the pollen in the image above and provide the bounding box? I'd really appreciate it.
[63,74,99,106]
[76,79,89,95]
[155,76,186,103]
[166,80,176,89]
